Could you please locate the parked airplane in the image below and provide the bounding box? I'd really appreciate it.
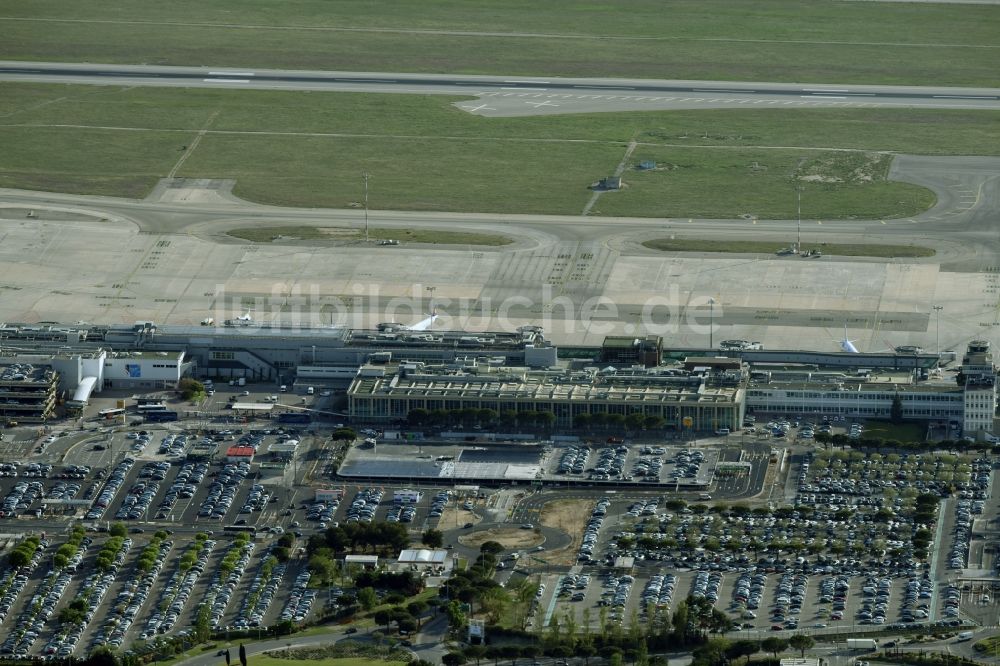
[377,310,439,332]
[839,326,859,353]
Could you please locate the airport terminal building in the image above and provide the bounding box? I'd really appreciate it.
[347,359,747,431]
[1,320,997,435]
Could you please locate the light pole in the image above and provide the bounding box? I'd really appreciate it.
[708,297,716,350]
[933,305,943,359]
[362,171,370,243]
[427,286,436,315]
[796,186,802,253]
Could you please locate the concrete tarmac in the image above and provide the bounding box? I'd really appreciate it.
[1,152,1000,352]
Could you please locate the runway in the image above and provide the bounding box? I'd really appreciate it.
[2,61,1000,116]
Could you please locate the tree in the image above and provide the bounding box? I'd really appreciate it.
[761,637,788,661]
[177,377,205,401]
[82,646,118,666]
[373,609,392,631]
[692,639,730,666]
[330,428,357,441]
[109,522,128,538]
[625,412,646,432]
[407,408,430,425]
[407,600,429,627]
[308,554,335,584]
[465,646,487,666]
[788,634,814,658]
[422,528,444,549]
[725,640,760,665]
[890,394,904,424]
[479,540,505,558]
[7,549,29,568]
[357,586,378,611]
[574,413,592,430]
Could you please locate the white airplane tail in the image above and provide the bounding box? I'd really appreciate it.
[839,325,859,353]
[408,310,439,332]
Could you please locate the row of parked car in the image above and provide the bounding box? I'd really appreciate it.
[43,540,130,658]
[386,504,416,523]
[428,491,450,518]
[115,477,160,521]
[0,543,45,623]
[279,571,316,623]
[346,488,383,524]
[642,572,677,612]
[158,433,187,458]
[588,446,627,481]
[578,498,610,563]
[94,538,173,649]
[691,570,723,605]
[206,540,256,630]
[1,536,95,658]
[198,462,251,519]
[233,552,286,630]
[949,499,975,570]
[139,540,216,639]
[556,446,588,475]
[0,481,45,519]
[86,458,135,521]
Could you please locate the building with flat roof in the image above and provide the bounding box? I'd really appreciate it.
[225,446,255,463]
[599,335,662,368]
[348,361,746,431]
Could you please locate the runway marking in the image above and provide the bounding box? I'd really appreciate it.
[501,87,547,91]
[880,220,886,225]
[802,95,846,99]
[202,78,250,83]
[817,221,822,225]
[208,71,255,77]
[525,100,560,108]
[462,103,495,112]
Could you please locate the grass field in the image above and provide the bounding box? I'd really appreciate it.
[2,1,998,86]
[861,421,927,443]
[226,225,512,246]
[974,635,1000,653]
[1,83,999,217]
[642,239,935,258]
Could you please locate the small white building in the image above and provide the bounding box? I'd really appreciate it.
[103,350,186,389]
[396,548,452,573]
[344,554,379,570]
[393,489,423,504]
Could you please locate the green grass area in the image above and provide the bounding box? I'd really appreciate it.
[642,239,935,258]
[598,149,935,219]
[974,635,1000,653]
[2,84,1000,216]
[2,1,998,86]
[861,421,928,443]
[226,226,512,246]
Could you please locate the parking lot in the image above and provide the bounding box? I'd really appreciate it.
[525,446,995,638]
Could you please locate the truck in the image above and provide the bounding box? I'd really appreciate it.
[846,639,877,651]
[956,631,974,642]
[237,377,246,387]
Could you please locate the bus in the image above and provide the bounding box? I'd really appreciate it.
[277,413,311,425]
[223,524,258,534]
[137,404,168,413]
[97,408,126,420]
[144,411,178,423]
